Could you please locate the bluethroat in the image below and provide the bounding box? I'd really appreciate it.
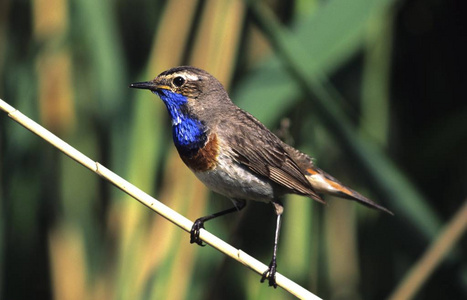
[130,66,392,288]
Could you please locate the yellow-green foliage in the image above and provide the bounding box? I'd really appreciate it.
[1,0,466,299]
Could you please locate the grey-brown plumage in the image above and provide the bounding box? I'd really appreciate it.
[130,66,392,288]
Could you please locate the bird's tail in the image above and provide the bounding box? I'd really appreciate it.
[305,167,393,215]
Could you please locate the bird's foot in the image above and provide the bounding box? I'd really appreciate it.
[190,219,206,246]
[260,258,278,288]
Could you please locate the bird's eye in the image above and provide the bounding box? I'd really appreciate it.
[173,76,185,87]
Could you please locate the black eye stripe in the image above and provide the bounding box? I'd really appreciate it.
[173,76,185,87]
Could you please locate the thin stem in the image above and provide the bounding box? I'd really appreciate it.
[0,98,321,300]
[388,199,467,300]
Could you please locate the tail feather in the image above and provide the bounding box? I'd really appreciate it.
[305,167,393,215]
[335,186,394,215]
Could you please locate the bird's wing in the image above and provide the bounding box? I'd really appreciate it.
[221,109,325,203]
[218,108,393,214]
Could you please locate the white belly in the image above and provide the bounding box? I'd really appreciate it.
[193,152,279,202]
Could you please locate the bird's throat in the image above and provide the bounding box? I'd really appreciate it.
[157,90,207,156]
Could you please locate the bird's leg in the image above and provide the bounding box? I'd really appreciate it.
[190,199,246,246]
[261,201,283,288]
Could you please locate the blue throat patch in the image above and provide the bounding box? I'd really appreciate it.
[156,90,207,156]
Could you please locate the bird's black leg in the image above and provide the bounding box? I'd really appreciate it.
[190,199,246,246]
[261,201,283,288]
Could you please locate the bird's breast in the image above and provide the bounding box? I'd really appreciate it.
[179,132,220,172]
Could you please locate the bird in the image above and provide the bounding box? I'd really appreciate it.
[130,66,392,288]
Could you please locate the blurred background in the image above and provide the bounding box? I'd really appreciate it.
[0,0,466,299]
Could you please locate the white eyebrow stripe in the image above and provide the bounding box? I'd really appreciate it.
[184,73,199,81]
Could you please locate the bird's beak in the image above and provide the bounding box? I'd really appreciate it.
[129,81,170,91]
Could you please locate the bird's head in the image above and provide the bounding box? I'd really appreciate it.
[130,66,234,154]
[130,66,231,122]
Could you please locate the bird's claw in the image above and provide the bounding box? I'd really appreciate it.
[260,259,278,288]
[190,219,206,246]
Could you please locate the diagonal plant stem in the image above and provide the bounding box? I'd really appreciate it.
[388,199,467,300]
[0,98,321,300]
[246,2,467,292]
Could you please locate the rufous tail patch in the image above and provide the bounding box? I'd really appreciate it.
[324,177,353,195]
